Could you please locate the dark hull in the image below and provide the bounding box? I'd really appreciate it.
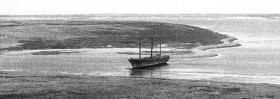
[128,55,170,68]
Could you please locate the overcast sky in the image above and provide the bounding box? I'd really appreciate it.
[0,0,280,15]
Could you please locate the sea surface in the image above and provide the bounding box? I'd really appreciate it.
[1,15,280,84]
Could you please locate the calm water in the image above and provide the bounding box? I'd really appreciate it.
[1,16,280,84]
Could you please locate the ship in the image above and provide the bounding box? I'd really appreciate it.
[128,37,170,68]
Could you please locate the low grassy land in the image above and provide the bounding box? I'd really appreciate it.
[0,74,279,99]
[0,20,227,51]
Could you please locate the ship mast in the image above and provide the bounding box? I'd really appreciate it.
[159,42,161,57]
[150,37,153,58]
[139,42,141,58]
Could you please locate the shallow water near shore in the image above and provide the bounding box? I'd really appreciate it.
[1,16,280,85]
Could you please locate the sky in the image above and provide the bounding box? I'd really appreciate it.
[0,0,280,15]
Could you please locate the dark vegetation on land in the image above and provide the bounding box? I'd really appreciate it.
[0,75,279,99]
[0,20,227,51]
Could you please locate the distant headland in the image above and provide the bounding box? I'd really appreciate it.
[0,20,233,51]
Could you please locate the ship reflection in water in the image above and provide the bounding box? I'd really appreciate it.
[129,63,169,77]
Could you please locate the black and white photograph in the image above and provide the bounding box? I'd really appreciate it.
[1,0,280,98]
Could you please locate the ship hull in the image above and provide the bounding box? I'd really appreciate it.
[128,55,170,68]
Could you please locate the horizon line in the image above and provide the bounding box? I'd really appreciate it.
[1,13,280,16]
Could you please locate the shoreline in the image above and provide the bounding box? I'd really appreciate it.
[196,36,241,51]
[184,36,241,58]
[0,35,239,56]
